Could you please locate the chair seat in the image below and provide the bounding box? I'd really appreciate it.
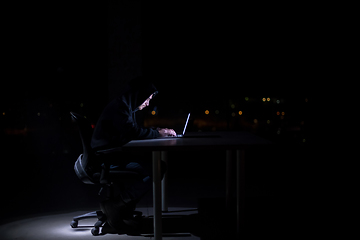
[75,153,142,185]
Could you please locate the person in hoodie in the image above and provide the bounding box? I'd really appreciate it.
[91,76,176,233]
[91,77,176,150]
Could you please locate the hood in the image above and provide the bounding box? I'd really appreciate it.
[118,77,158,112]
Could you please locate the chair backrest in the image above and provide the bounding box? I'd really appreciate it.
[70,112,100,184]
[70,112,93,157]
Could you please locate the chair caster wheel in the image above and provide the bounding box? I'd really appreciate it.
[70,220,78,228]
[91,227,100,236]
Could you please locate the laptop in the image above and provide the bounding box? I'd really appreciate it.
[164,113,190,138]
[159,113,220,138]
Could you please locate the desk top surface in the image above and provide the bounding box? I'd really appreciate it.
[122,131,272,151]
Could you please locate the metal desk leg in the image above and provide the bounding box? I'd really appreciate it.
[152,151,162,240]
[226,150,234,210]
[161,151,168,212]
[236,149,245,237]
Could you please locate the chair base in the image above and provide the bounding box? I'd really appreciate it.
[70,210,106,235]
[70,210,143,236]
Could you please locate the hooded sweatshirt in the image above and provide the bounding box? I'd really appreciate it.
[91,77,159,150]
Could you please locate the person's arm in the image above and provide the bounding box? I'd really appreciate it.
[117,113,158,140]
[131,126,176,138]
[132,125,160,139]
[117,109,175,140]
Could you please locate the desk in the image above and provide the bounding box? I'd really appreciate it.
[122,131,272,240]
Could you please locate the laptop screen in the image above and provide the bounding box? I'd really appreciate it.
[182,113,191,135]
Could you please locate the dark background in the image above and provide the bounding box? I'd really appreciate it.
[0,1,317,224]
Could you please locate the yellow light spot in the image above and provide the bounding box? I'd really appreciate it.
[281,112,285,115]
[238,111,243,115]
[205,110,209,115]
[267,97,270,101]
[2,112,5,116]
[262,98,266,102]
[245,97,249,101]
[151,110,156,115]
[37,112,41,116]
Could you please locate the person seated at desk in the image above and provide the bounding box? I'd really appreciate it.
[91,77,176,232]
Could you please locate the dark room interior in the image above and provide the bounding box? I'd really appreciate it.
[0,1,318,239]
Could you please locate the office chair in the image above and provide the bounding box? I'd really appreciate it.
[69,112,142,236]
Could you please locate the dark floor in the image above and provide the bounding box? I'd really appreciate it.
[0,144,314,239]
[0,208,201,240]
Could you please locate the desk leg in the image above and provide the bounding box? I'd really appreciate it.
[236,149,245,237]
[226,150,245,237]
[161,151,168,212]
[226,150,234,209]
[152,151,162,240]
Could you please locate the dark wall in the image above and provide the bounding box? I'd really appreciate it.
[0,1,109,220]
[0,1,315,221]
[108,0,142,100]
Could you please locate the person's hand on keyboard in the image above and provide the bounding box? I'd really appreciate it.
[158,128,176,137]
